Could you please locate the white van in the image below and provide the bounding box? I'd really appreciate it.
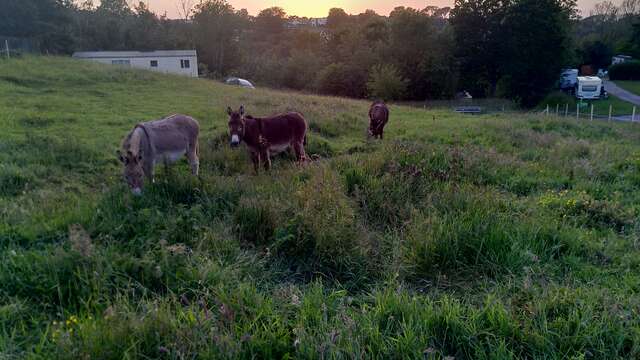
[575,76,602,100]
[559,69,578,91]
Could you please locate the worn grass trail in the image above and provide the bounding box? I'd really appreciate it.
[1,56,640,359]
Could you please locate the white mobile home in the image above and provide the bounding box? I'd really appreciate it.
[72,50,198,78]
[575,76,602,100]
[612,55,633,66]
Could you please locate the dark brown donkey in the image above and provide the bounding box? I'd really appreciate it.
[227,106,308,173]
[368,101,390,139]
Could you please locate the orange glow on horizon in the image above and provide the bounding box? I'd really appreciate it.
[147,0,606,19]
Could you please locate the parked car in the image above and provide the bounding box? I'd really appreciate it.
[559,69,578,93]
[225,77,255,89]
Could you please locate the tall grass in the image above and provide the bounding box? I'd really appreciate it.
[1,57,639,358]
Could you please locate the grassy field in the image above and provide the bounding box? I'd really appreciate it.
[616,81,640,96]
[2,56,640,359]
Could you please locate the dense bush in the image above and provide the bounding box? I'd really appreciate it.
[609,60,640,81]
[366,64,408,101]
[316,63,368,98]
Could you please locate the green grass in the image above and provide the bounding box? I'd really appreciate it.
[2,56,640,359]
[540,91,636,116]
[592,95,636,116]
[615,81,640,96]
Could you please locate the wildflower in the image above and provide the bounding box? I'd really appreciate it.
[291,294,301,306]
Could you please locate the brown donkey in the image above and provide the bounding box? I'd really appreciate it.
[118,114,200,195]
[227,106,307,173]
[368,101,389,139]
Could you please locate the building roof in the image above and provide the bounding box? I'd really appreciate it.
[72,50,197,59]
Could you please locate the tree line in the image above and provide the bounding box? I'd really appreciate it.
[575,0,640,80]
[1,0,638,107]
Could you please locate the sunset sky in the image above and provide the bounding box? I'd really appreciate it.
[147,0,618,18]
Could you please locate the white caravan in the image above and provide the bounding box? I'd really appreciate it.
[575,76,602,100]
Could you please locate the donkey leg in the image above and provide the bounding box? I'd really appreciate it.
[293,141,308,165]
[262,149,271,171]
[144,162,155,184]
[187,142,199,176]
[250,151,260,174]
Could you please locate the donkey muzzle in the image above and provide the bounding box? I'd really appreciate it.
[230,134,240,147]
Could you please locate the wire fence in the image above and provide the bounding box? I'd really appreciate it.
[539,103,637,122]
[403,98,638,124]
[0,36,39,59]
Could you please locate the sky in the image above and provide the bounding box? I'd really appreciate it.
[147,0,617,19]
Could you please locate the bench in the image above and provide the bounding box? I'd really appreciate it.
[454,106,482,114]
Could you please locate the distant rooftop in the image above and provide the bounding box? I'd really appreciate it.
[72,50,197,59]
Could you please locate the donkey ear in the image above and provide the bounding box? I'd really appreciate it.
[226,107,233,115]
[239,105,244,115]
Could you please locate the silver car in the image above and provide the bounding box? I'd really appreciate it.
[225,77,255,89]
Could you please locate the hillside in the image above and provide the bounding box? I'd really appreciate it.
[1,57,640,359]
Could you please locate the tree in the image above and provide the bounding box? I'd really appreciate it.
[387,6,455,100]
[254,7,287,37]
[367,64,408,100]
[450,0,512,97]
[316,63,368,98]
[579,40,613,69]
[97,0,131,17]
[451,0,575,106]
[620,0,640,16]
[126,2,164,50]
[499,0,576,106]
[192,0,243,76]
[631,17,640,57]
[0,0,76,53]
[176,0,194,21]
[327,8,350,32]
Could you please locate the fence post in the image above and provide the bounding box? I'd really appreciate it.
[608,105,612,122]
[577,103,580,120]
[4,40,8,60]
[633,106,637,123]
[546,105,549,116]
[556,104,559,116]
[590,104,594,122]
[565,103,568,117]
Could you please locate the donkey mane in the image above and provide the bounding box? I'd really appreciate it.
[124,127,145,156]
